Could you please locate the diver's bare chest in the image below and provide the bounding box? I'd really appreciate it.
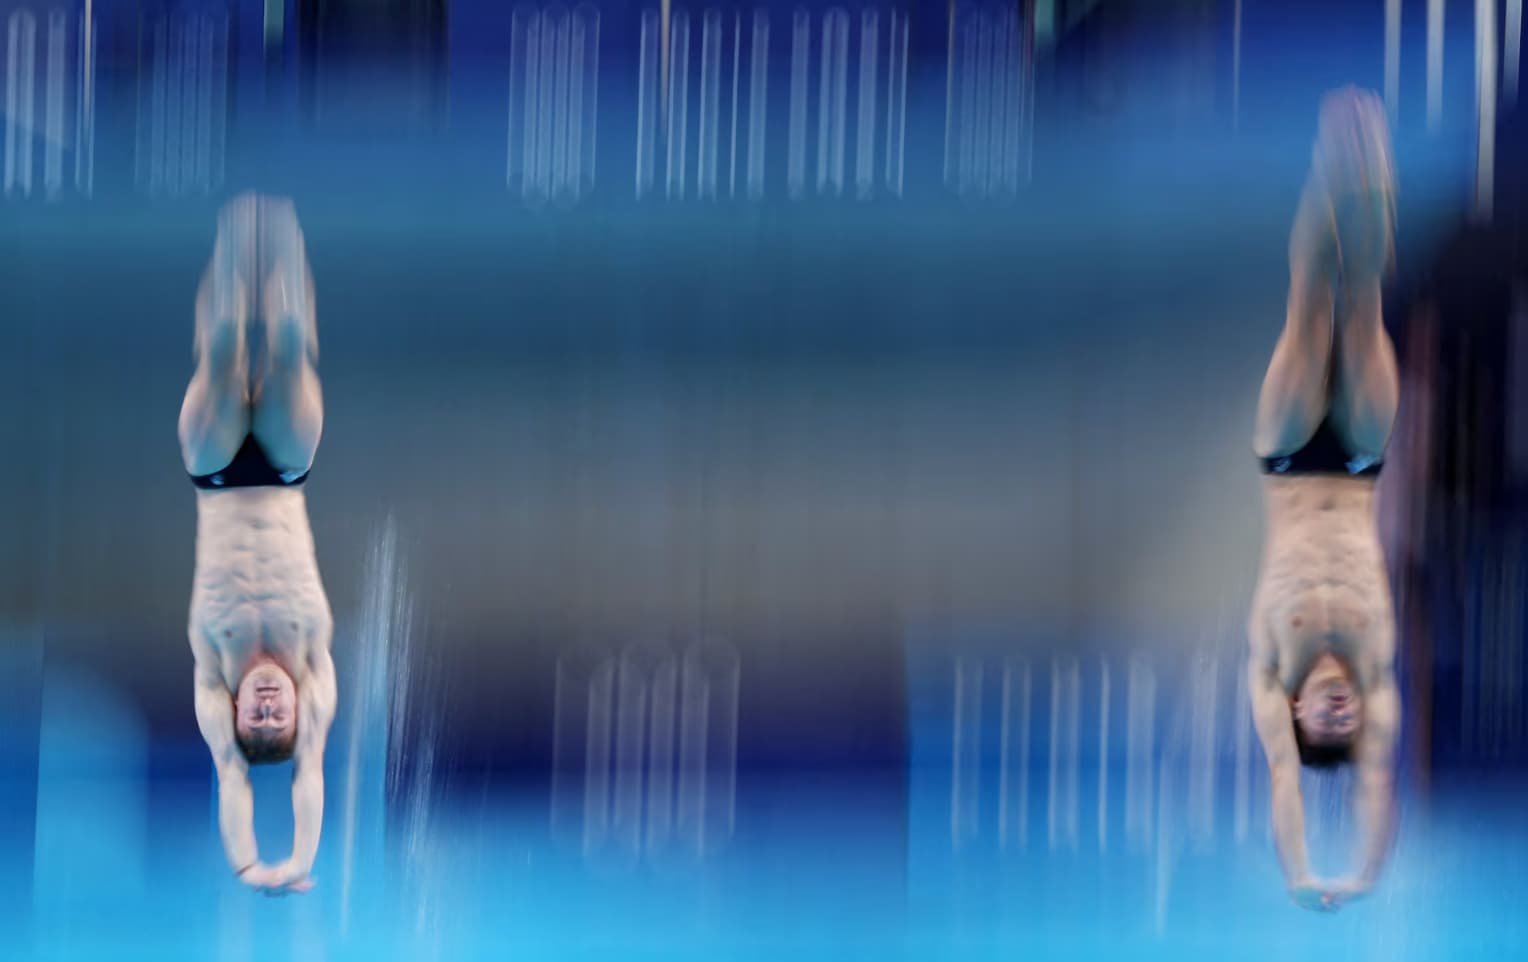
[190,554,331,667]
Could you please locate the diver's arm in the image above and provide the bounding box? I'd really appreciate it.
[1351,666,1400,889]
[283,643,336,884]
[193,661,259,876]
[1248,662,1314,891]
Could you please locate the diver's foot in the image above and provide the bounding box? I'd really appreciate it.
[256,196,318,375]
[1312,86,1395,281]
[195,196,257,374]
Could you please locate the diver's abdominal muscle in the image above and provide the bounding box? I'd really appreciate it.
[1257,509,1391,662]
[191,489,331,675]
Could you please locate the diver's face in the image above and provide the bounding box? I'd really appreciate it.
[1294,655,1362,745]
[235,662,298,744]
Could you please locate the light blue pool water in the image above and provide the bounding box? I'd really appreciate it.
[9,643,1528,962]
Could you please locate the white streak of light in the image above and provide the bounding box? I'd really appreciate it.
[997,659,1031,849]
[951,657,983,848]
[1233,0,1243,130]
[43,11,65,198]
[636,9,660,197]
[1047,656,1079,850]
[746,10,769,200]
[1234,655,1252,843]
[729,12,740,196]
[1477,0,1498,220]
[665,8,691,199]
[76,0,95,195]
[1428,0,1444,132]
[787,9,810,199]
[1098,658,1110,851]
[645,658,678,852]
[1187,652,1219,851]
[816,8,848,196]
[698,8,723,200]
[6,11,37,196]
[885,10,907,196]
[1385,0,1401,118]
[855,9,878,200]
[1124,654,1155,851]
[582,658,615,855]
[674,651,711,853]
[576,4,599,197]
[1508,0,1522,107]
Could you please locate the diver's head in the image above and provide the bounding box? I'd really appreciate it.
[234,660,298,765]
[1291,653,1362,768]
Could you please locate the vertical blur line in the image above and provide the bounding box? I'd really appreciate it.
[1233,656,1251,843]
[1428,0,1444,132]
[210,17,228,194]
[746,10,769,200]
[1123,654,1155,851]
[1047,656,1079,851]
[1463,567,1476,755]
[1020,0,1034,182]
[1153,747,1174,934]
[576,4,599,200]
[551,7,575,204]
[192,16,211,193]
[75,0,95,196]
[611,652,651,860]
[1476,0,1497,220]
[945,8,966,194]
[854,9,879,200]
[43,11,65,199]
[508,7,533,193]
[1035,0,1054,45]
[582,657,615,856]
[1508,0,1522,107]
[1186,652,1218,850]
[971,9,991,195]
[989,8,1015,197]
[183,17,198,193]
[661,0,671,130]
[703,644,740,844]
[195,17,214,194]
[698,8,722,200]
[729,12,741,196]
[637,9,660,197]
[666,9,691,199]
[957,12,978,195]
[264,0,284,47]
[816,8,848,197]
[1097,659,1110,851]
[885,10,908,197]
[997,660,1031,849]
[943,0,956,185]
[133,18,148,191]
[1385,0,1401,118]
[787,9,810,199]
[534,10,558,204]
[950,657,983,849]
[645,656,678,853]
[675,652,711,854]
[164,18,182,194]
[5,10,37,197]
[1232,0,1243,131]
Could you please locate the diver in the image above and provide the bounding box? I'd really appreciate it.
[179,193,336,896]
[1247,87,1401,912]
